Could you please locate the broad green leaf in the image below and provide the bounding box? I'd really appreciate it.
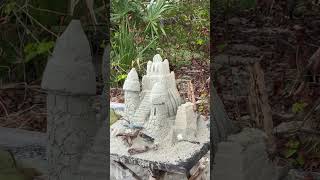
[36,41,54,54]
[292,102,307,113]
[284,148,297,158]
[196,39,204,45]
[286,139,300,149]
[24,41,54,63]
[4,2,16,15]
[24,43,38,62]
[116,74,127,82]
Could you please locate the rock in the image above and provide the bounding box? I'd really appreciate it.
[285,169,320,180]
[110,151,211,180]
[0,148,38,180]
[213,128,281,180]
[273,121,303,134]
[211,87,235,143]
[214,55,260,65]
[0,127,47,175]
[241,115,251,121]
[231,44,259,53]
[228,17,241,25]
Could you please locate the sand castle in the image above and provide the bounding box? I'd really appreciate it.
[122,54,198,144]
[110,54,210,177]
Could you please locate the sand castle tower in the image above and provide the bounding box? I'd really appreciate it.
[143,82,170,139]
[130,54,182,127]
[173,102,197,142]
[41,20,98,180]
[123,68,141,120]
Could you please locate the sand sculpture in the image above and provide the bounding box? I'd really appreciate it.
[110,54,210,178]
[121,54,198,146]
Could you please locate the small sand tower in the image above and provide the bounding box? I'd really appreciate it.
[143,82,170,140]
[123,68,141,120]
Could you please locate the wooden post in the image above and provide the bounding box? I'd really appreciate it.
[248,62,274,140]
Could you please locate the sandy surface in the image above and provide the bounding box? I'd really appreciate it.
[110,115,209,172]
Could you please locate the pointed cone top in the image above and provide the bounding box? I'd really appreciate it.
[41,20,96,95]
[153,54,163,62]
[163,59,170,74]
[147,61,152,73]
[127,68,139,81]
[52,20,91,64]
[123,68,140,91]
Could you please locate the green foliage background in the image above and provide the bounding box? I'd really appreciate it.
[110,0,209,86]
[0,0,107,84]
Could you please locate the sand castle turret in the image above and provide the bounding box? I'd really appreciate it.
[41,20,98,180]
[123,68,141,119]
[173,102,197,142]
[143,82,170,140]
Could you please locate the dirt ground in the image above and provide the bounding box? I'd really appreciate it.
[212,2,320,172]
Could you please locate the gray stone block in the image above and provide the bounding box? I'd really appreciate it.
[211,87,235,144]
[213,128,279,180]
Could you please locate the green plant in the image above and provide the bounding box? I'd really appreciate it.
[282,138,305,167]
[111,21,158,84]
[24,41,54,62]
[159,0,209,68]
[0,0,107,83]
[292,101,308,113]
[111,0,175,85]
[111,0,141,23]
[303,136,320,155]
[144,0,175,37]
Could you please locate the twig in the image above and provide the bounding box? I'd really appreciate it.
[188,157,208,180]
[231,66,241,121]
[300,128,320,136]
[18,116,33,129]
[11,104,38,117]
[187,80,196,111]
[27,4,68,16]
[128,146,150,155]
[288,47,320,97]
[12,10,40,43]
[22,9,59,38]
[248,62,274,140]
[0,96,9,117]
[299,97,320,129]
[296,45,301,74]
[0,66,11,80]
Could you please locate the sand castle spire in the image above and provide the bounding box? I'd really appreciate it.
[123,68,141,119]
